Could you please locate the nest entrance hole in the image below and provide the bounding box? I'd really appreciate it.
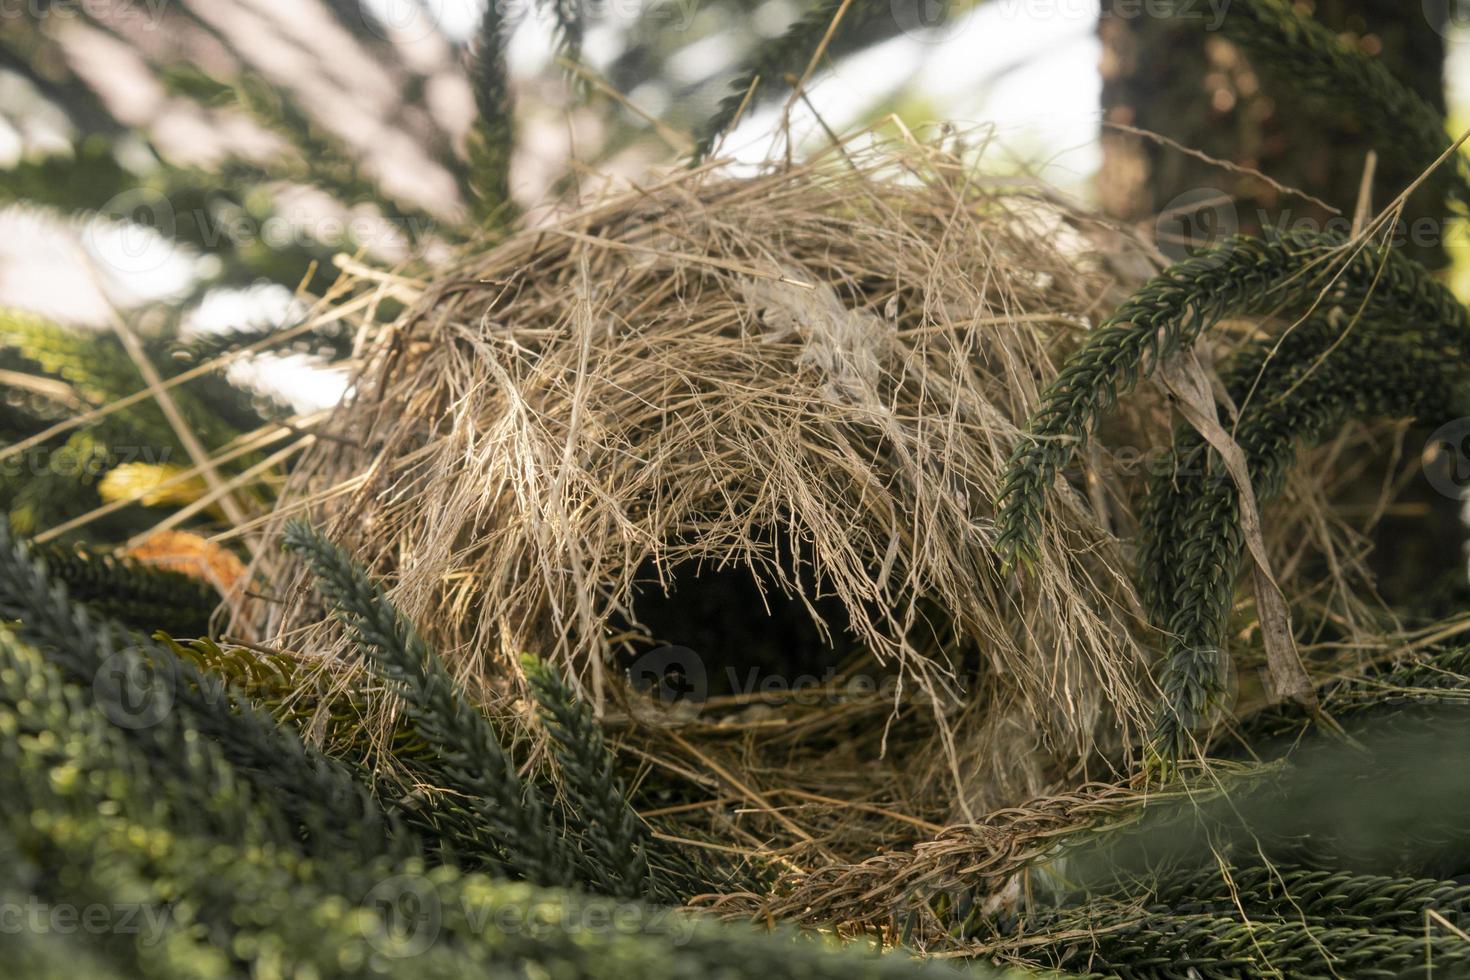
[613,551,864,701]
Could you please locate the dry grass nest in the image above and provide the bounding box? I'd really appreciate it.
[239,127,1404,930]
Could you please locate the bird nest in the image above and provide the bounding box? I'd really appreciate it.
[243,129,1390,903]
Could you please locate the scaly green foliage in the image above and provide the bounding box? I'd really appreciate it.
[549,0,586,66]
[0,307,237,451]
[1043,904,1470,978]
[164,65,444,244]
[36,543,219,636]
[154,631,434,762]
[992,226,1470,764]
[282,519,576,885]
[283,524,758,901]
[0,523,408,862]
[0,629,294,851]
[6,4,1470,975]
[995,231,1467,568]
[1141,320,1470,760]
[466,2,516,228]
[1229,643,1470,752]
[524,654,655,898]
[1013,703,1470,973]
[0,533,1016,977]
[1149,863,1470,933]
[0,306,263,538]
[169,317,355,372]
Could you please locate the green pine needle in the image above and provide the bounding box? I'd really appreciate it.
[282,518,577,886]
[522,654,654,898]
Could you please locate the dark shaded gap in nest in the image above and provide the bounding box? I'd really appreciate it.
[611,543,867,701]
[609,545,975,711]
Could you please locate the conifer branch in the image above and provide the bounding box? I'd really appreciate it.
[36,542,219,636]
[995,231,1467,567]
[1049,904,1470,977]
[1141,318,1470,762]
[523,654,654,898]
[282,519,576,886]
[691,0,887,162]
[1150,863,1470,933]
[466,1,517,228]
[0,523,405,860]
[0,628,272,839]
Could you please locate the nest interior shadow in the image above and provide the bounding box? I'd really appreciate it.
[611,536,866,700]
